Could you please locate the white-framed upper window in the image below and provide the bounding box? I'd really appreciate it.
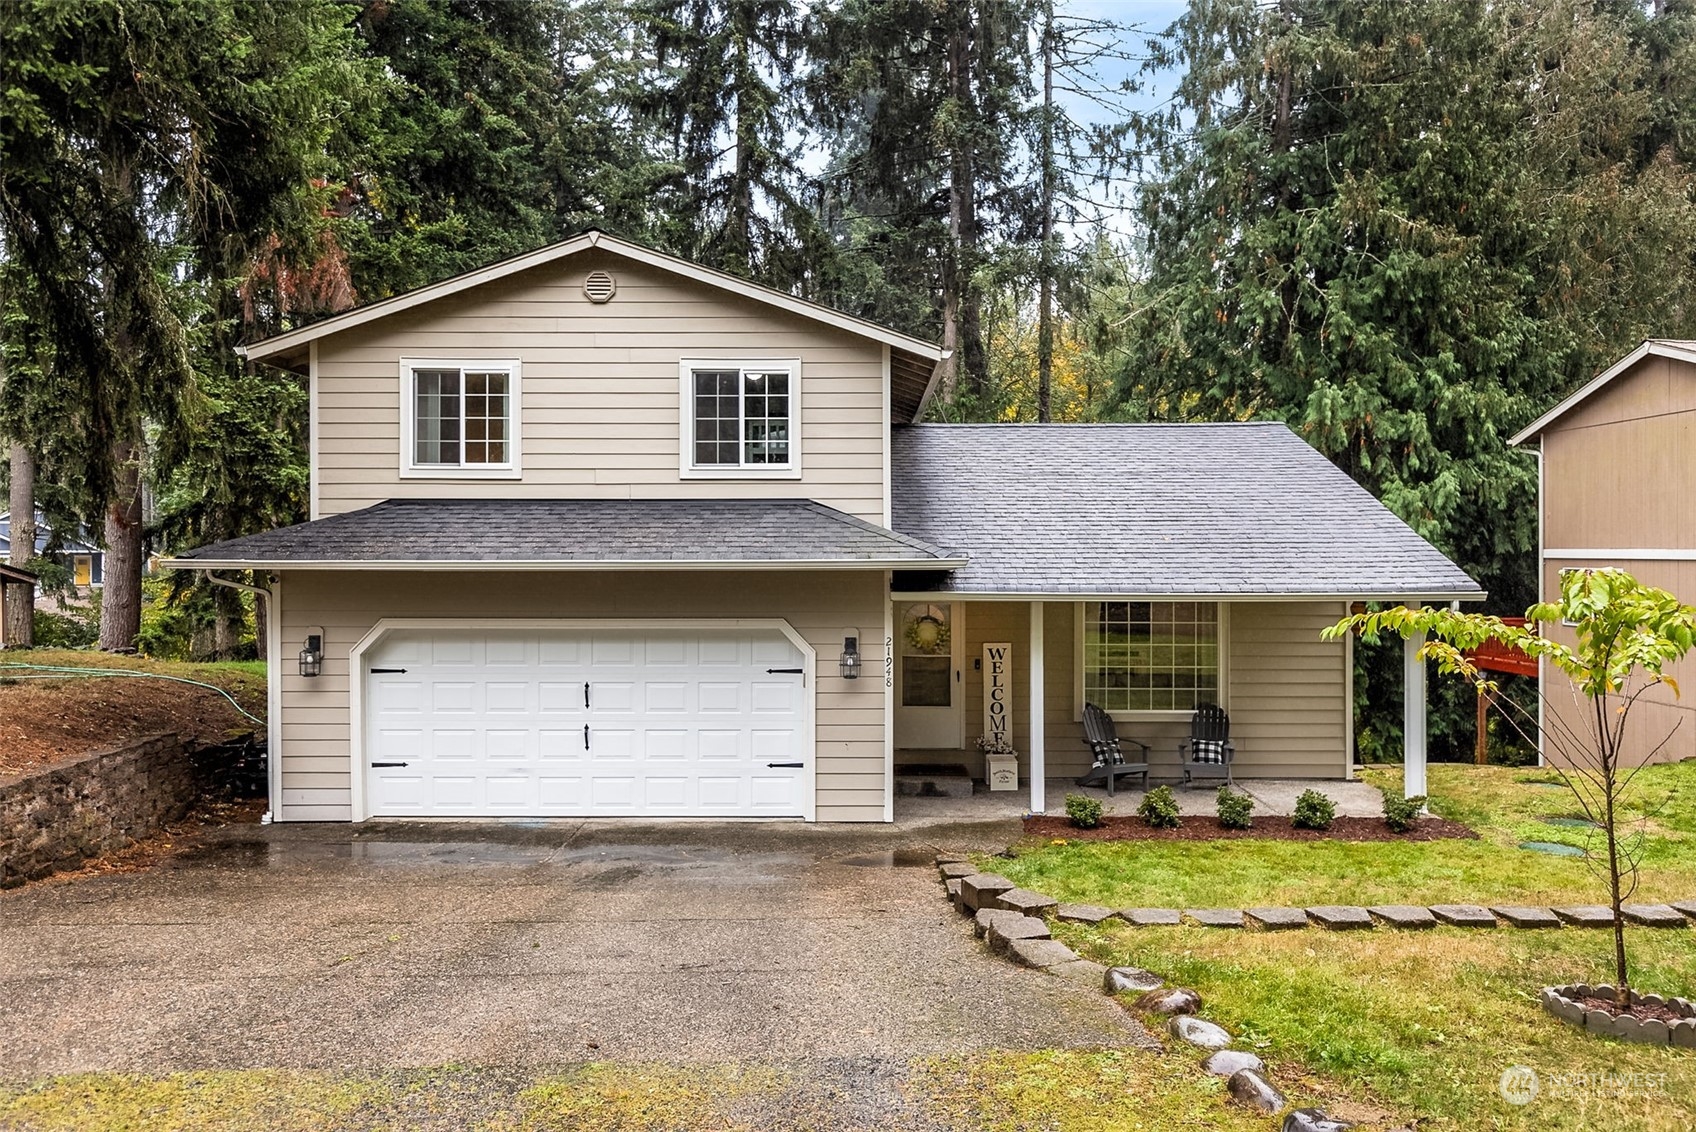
[400,358,521,478]
[679,358,801,477]
[1078,600,1225,717]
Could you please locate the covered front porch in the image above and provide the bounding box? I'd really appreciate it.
[889,594,1438,815]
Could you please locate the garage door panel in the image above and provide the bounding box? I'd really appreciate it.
[644,681,688,713]
[366,626,808,818]
[698,682,741,712]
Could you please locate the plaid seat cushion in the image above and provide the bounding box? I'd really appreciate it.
[1191,738,1228,764]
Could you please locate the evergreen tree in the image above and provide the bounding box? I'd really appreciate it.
[1119,0,1696,758]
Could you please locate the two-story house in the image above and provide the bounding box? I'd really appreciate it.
[1510,339,1696,767]
[164,231,1481,824]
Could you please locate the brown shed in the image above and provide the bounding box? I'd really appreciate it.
[1511,339,1696,767]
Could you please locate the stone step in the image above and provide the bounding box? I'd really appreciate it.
[1245,907,1309,931]
[1118,907,1181,926]
[1169,1015,1232,1049]
[1491,905,1562,928]
[1054,902,1115,924]
[1184,908,1245,928]
[986,913,1052,953]
[1306,905,1373,930]
[1670,899,1696,921]
[1005,937,1079,969]
[1552,905,1615,928]
[1368,904,1437,929]
[996,887,1059,917]
[938,861,977,880]
[1620,903,1689,928]
[1430,903,1497,927]
[958,873,1015,913]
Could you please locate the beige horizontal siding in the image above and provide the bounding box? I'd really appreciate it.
[1543,558,1696,767]
[905,599,1349,782]
[277,569,889,822]
[312,249,889,522]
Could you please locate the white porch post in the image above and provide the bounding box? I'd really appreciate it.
[1029,600,1046,814]
[1403,626,1428,799]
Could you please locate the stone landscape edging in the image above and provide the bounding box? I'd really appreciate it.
[1540,984,1696,1047]
[937,856,1390,1131]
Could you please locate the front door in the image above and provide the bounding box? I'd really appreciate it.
[894,601,962,749]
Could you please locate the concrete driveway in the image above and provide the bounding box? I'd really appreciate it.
[0,817,1143,1080]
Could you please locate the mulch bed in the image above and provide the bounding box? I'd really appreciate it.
[1023,814,1479,843]
[1572,993,1690,1025]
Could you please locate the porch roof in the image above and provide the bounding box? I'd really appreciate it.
[160,498,964,572]
[890,423,1484,601]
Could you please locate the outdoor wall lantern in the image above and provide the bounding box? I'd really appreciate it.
[299,633,324,678]
[839,629,861,680]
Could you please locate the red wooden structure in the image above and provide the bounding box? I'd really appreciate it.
[1463,617,1537,763]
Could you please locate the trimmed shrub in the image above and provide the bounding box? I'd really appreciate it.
[1065,793,1104,829]
[1292,788,1337,831]
[1383,792,1427,833]
[1138,785,1181,829]
[1216,785,1254,830]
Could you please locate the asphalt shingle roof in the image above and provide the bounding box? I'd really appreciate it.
[890,423,1483,598]
[168,498,956,567]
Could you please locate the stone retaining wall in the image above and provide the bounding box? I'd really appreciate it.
[0,733,195,888]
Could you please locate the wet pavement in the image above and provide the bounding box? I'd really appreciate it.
[0,818,1147,1079]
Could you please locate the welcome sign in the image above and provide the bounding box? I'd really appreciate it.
[983,642,1012,744]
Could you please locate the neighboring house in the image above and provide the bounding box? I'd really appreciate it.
[1510,338,1696,767]
[0,511,104,589]
[163,230,1481,824]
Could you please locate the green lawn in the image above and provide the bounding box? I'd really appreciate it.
[990,762,1696,1131]
[990,763,1696,908]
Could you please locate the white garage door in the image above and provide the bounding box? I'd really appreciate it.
[362,625,810,818]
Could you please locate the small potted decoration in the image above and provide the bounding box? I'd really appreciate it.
[978,733,1019,791]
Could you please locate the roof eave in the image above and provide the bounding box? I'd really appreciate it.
[237,231,945,365]
[888,587,1488,603]
[1509,340,1696,445]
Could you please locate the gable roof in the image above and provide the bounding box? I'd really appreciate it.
[1509,339,1696,446]
[238,230,949,423]
[0,511,100,557]
[160,498,964,572]
[890,423,1483,600]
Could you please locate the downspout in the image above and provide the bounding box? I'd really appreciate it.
[204,570,280,824]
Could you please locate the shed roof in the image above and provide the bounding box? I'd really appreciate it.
[1510,339,1696,446]
[890,423,1483,600]
[161,498,963,572]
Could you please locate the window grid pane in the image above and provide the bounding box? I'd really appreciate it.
[693,370,741,465]
[414,369,460,465]
[1083,601,1219,713]
[462,371,508,464]
[742,371,789,465]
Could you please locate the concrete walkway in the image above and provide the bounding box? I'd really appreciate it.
[894,776,1387,824]
[0,819,1145,1079]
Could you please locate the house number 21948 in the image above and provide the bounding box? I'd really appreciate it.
[884,636,894,688]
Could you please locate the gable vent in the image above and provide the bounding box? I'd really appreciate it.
[583,270,617,303]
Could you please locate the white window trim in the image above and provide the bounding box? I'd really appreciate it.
[1072,600,1230,722]
[399,357,523,479]
[678,357,803,479]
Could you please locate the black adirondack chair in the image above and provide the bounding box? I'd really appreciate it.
[1076,701,1150,795]
[1180,702,1236,786]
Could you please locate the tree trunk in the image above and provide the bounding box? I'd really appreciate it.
[99,432,145,652]
[943,0,987,401]
[5,442,36,647]
[1036,2,1056,423]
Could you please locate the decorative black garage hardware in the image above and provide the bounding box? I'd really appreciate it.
[766,762,804,768]
[766,667,804,674]
[370,761,409,768]
[584,724,590,750]
[369,667,407,674]
[584,681,590,708]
